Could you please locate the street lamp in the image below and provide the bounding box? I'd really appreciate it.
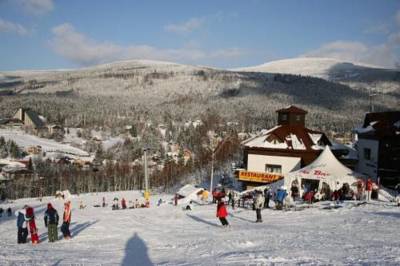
[143,147,150,204]
[209,136,235,200]
[209,150,215,199]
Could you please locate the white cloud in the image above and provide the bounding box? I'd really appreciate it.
[363,23,390,35]
[164,17,204,34]
[302,9,400,68]
[17,0,54,15]
[0,18,29,35]
[50,23,248,66]
[303,40,399,68]
[303,41,368,62]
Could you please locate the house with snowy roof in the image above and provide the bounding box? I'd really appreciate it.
[354,111,400,187]
[13,108,47,134]
[239,105,332,189]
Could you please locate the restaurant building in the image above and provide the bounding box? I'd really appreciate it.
[239,106,332,189]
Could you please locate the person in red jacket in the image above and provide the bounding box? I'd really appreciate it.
[121,198,127,209]
[216,200,229,227]
[25,206,39,245]
[366,178,373,201]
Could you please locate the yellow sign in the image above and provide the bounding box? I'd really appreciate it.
[239,170,283,183]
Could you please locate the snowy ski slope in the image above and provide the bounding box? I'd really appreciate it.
[1,190,399,265]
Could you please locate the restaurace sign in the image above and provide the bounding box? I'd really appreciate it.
[238,170,283,183]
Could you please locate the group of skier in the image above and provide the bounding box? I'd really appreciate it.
[212,186,289,226]
[15,200,72,244]
[0,206,12,217]
[110,197,149,210]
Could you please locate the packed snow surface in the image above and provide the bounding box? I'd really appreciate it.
[0,129,89,157]
[1,190,400,265]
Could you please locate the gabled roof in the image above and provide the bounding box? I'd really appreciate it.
[243,124,331,151]
[276,105,308,114]
[363,111,400,128]
[356,111,400,138]
[25,109,45,128]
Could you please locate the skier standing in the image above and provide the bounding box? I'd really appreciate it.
[366,178,373,201]
[231,192,237,210]
[15,206,28,244]
[26,206,39,244]
[216,199,229,227]
[112,197,119,210]
[44,203,59,242]
[121,198,127,209]
[102,197,106,207]
[275,187,288,210]
[61,201,72,239]
[254,190,265,223]
[228,191,233,206]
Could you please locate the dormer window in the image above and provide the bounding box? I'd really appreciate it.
[281,114,288,121]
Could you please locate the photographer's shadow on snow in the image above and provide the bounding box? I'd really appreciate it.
[122,233,153,266]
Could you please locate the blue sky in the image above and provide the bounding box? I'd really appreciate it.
[0,0,399,70]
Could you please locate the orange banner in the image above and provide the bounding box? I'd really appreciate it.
[238,170,283,183]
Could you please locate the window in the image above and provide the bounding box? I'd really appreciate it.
[296,115,301,121]
[364,148,371,160]
[265,164,282,174]
[281,114,287,121]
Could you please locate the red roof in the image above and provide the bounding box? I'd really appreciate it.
[267,125,330,150]
[243,124,331,151]
[276,105,308,114]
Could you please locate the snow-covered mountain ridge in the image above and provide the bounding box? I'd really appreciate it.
[235,57,400,94]
[235,57,395,79]
[0,58,398,132]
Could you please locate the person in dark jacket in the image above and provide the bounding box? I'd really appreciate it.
[0,207,3,217]
[44,203,59,242]
[263,188,270,208]
[61,201,72,239]
[228,191,233,206]
[15,206,28,244]
[7,207,12,217]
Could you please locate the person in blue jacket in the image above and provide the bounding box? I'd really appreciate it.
[275,187,288,210]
